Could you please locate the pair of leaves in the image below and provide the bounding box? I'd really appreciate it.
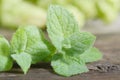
[47,5,102,77]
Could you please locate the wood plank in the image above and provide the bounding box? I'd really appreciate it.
[0,30,120,80]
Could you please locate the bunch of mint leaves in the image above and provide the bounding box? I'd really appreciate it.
[0,5,102,77]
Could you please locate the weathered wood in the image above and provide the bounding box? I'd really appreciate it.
[0,29,120,80]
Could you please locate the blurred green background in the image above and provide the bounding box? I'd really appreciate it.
[0,0,120,33]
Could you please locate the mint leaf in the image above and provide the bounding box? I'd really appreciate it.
[47,5,79,51]
[39,30,56,62]
[0,55,13,71]
[41,39,56,62]
[10,28,27,54]
[63,32,96,57]
[0,36,13,71]
[23,26,50,64]
[51,54,88,77]
[11,52,31,74]
[0,36,11,56]
[80,47,102,63]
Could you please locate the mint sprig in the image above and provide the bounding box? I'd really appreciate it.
[47,5,102,76]
[0,5,102,77]
[10,26,51,74]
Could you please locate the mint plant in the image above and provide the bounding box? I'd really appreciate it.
[0,5,102,77]
[47,5,102,76]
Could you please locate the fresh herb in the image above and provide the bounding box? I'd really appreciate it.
[10,26,51,74]
[47,5,102,76]
[0,5,102,77]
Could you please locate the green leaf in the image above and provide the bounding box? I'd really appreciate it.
[23,26,50,64]
[10,27,27,54]
[39,30,56,62]
[63,32,96,57]
[0,36,13,71]
[0,55,13,71]
[47,5,79,51]
[0,35,11,56]
[80,47,102,63]
[41,39,56,62]
[11,52,32,74]
[51,54,88,77]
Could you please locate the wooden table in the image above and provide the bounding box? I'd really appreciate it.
[0,29,120,80]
